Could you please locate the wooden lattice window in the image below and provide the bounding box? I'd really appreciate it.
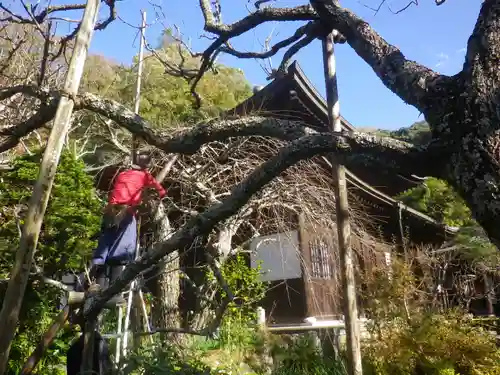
[309,237,333,279]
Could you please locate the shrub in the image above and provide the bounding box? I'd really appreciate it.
[362,259,500,375]
[124,343,210,375]
[270,334,346,375]
[207,253,268,350]
[0,149,102,276]
[0,150,102,373]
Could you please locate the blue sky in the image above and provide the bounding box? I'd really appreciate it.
[16,0,482,130]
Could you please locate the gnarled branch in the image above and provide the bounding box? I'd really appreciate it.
[190,2,317,106]
[0,103,57,153]
[82,130,433,319]
[0,87,436,177]
[310,0,451,113]
[463,0,500,92]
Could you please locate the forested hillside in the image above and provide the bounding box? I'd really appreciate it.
[363,120,431,145]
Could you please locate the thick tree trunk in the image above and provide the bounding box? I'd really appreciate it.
[311,0,500,249]
[443,0,500,248]
[150,202,181,341]
[190,287,218,332]
[151,252,180,341]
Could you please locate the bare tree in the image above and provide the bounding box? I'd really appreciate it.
[0,0,498,366]
[169,0,500,252]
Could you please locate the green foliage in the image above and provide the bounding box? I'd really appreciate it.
[379,120,432,145]
[126,332,346,375]
[133,255,270,375]
[364,310,500,375]
[75,41,252,164]
[2,283,77,375]
[88,42,252,129]
[125,343,211,375]
[396,177,470,227]
[362,260,500,375]
[396,177,499,266]
[0,149,103,276]
[271,335,347,375]
[453,224,499,265]
[209,253,268,350]
[0,150,101,373]
[378,120,498,263]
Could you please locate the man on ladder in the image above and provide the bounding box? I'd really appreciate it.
[89,152,166,303]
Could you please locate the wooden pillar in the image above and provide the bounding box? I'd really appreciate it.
[298,213,314,318]
[322,31,363,375]
[131,10,146,163]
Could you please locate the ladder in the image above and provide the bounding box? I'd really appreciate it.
[105,217,152,365]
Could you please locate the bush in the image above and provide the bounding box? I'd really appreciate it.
[206,253,268,350]
[0,150,102,373]
[0,149,102,276]
[270,334,347,375]
[362,260,500,375]
[124,343,211,375]
[125,333,347,375]
[3,283,78,375]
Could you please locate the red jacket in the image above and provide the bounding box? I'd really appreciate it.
[108,169,166,207]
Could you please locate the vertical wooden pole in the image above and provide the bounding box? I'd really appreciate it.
[0,1,101,372]
[322,31,363,375]
[132,10,146,163]
[298,213,314,319]
[81,319,97,374]
[80,283,102,374]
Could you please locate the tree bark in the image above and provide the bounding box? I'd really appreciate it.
[150,202,181,341]
[0,1,499,254]
[1,0,500,327]
[0,1,101,371]
[310,0,500,249]
[443,0,500,249]
[147,159,181,341]
[151,253,181,341]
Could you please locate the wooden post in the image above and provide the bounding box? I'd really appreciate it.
[125,11,148,354]
[80,284,101,374]
[81,319,98,374]
[322,31,363,375]
[20,305,71,375]
[131,10,146,163]
[0,1,101,372]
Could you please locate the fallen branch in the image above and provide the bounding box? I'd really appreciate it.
[81,130,431,319]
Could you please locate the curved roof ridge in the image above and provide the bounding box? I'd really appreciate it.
[344,167,458,235]
[288,62,355,131]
